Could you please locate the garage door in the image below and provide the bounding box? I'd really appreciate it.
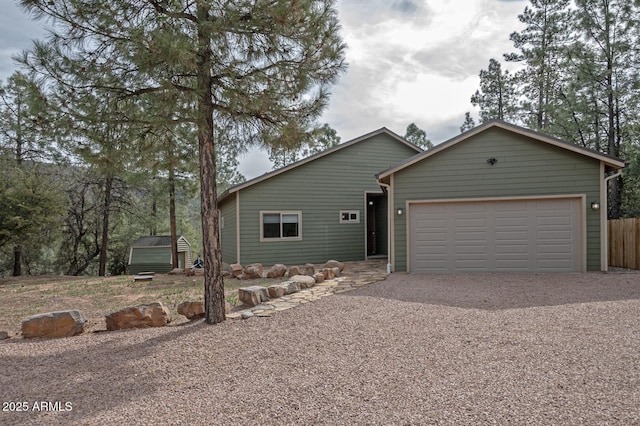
[409,198,581,273]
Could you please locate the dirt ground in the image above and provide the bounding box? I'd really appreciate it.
[0,272,283,335]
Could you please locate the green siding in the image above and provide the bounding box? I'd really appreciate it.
[129,247,173,274]
[220,195,238,264]
[392,127,602,271]
[235,134,419,265]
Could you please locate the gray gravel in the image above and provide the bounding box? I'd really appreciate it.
[1,272,639,425]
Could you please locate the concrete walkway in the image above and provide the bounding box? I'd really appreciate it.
[226,259,389,319]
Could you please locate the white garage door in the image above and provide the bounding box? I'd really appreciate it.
[409,198,581,273]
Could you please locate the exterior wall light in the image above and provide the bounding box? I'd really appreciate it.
[591,201,600,211]
[397,208,403,216]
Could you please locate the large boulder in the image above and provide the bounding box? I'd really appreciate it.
[321,268,335,279]
[287,265,301,277]
[266,264,287,278]
[238,286,269,307]
[21,310,87,339]
[105,302,171,331]
[303,263,315,276]
[178,301,205,320]
[281,281,301,295]
[323,260,345,272]
[267,284,286,299]
[229,263,243,278]
[242,263,263,280]
[289,274,316,289]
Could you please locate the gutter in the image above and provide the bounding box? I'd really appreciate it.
[377,178,393,274]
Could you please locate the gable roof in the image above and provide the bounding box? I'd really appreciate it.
[219,127,423,203]
[131,235,189,248]
[376,120,626,181]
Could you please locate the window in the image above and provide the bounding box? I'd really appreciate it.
[340,210,360,223]
[260,211,302,240]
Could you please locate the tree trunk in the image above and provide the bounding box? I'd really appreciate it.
[12,245,22,276]
[169,162,178,269]
[98,175,113,276]
[197,1,225,324]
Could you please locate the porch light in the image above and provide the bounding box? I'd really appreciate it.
[591,201,600,211]
[397,208,403,216]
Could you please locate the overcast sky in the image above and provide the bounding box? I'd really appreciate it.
[1,0,527,179]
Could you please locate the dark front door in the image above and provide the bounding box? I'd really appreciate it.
[367,201,376,255]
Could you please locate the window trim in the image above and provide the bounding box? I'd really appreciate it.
[260,210,303,241]
[339,210,360,224]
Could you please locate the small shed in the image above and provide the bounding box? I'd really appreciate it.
[128,235,192,275]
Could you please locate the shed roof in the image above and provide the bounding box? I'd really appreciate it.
[376,120,626,181]
[131,235,189,248]
[219,127,422,203]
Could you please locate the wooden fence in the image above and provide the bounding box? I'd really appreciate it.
[608,218,640,270]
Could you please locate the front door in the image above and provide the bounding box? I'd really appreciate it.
[367,200,376,255]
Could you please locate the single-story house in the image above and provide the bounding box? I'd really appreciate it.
[128,235,192,274]
[219,120,624,273]
[218,128,423,265]
[377,120,625,273]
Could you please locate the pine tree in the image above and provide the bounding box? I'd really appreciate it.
[471,59,520,124]
[404,123,433,149]
[20,0,346,323]
[505,0,571,130]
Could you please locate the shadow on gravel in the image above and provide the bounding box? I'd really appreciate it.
[344,272,640,310]
[0,320,207,423]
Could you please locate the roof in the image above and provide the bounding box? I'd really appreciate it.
[219,127,423,203]
[376,120,626,181]
[130,235,189,248]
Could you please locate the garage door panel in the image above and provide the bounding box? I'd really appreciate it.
[410,198,580,273]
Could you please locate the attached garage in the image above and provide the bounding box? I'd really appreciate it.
[376,120,625,273]
[409,197,583,273]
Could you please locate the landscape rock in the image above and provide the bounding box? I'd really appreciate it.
[303,263,315,276]
[266,264,287,278]
[281,281,301,295]
[321,268,335,279]
[229,263,243,278]
[323,260,345,272]
[0,331,10,340]
[21,310,87,339]
[241,311,255,319]
[178,301,205,320]
[287,265,301,277]
[168,268,185,275]
[242,263,263,279]
[313,273,325,283]
[238,286,269,307]
[105,302,171,331]
[267,284,286,299]
[290,274,316,289]
[331,267,341,277]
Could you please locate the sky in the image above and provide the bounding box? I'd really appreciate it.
[0,0,527,179]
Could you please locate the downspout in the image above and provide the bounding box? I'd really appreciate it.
[603,168,623,272]
[376,178,392,274]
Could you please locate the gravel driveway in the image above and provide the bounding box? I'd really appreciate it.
[1,271,639,425]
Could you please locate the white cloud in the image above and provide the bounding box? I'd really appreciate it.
[322,0,526,145]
